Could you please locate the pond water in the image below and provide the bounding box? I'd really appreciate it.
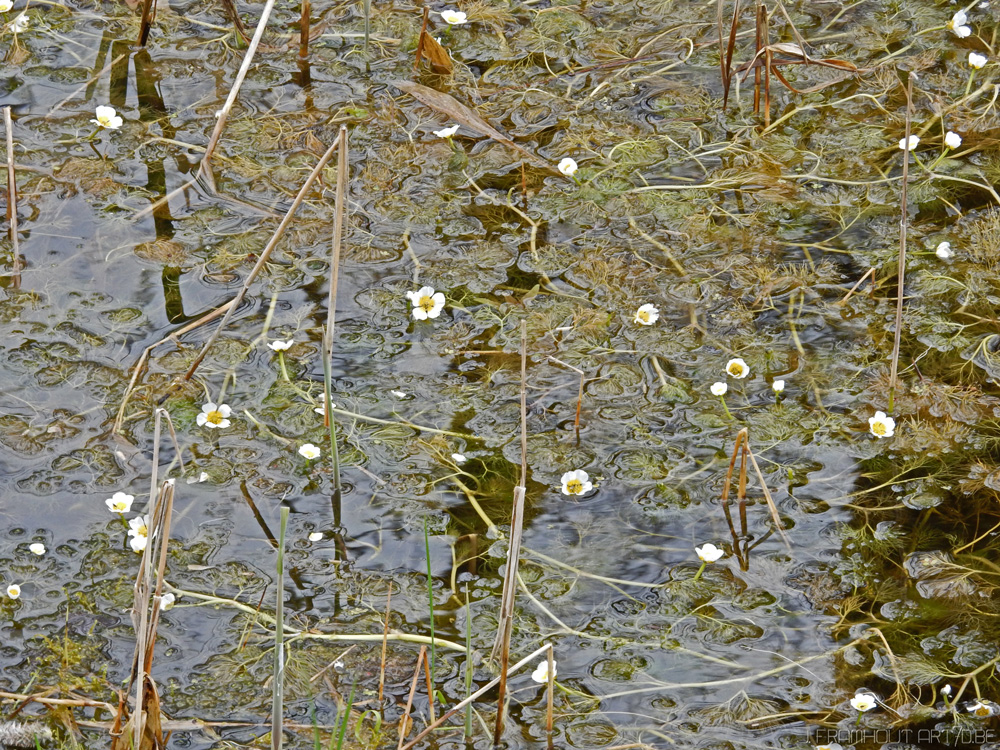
[3,0,1000,748]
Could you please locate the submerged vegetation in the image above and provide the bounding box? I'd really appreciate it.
[3,0,1000,748]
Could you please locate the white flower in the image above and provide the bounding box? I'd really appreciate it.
[196,402,232,429]
[634,304,659,326]
[298,443,321,460]
[106,491,135,513]
[942,684,953,696]
[440,9,467,25]
[159,593,175,611]
[186,471,209,484]
[129,535,148,553]
[710,382,728,396]
[28,543,45,556]
[868,411,896,438]
[91,105,122,130]
[406,286,446,320]
[6,584,20,599]
[531,660,556,683]
[0,0,13,12]
[898,135,919,151]
[314,401,338,415]
[9,12,27,32]
[451,452,467,463]
[936,241,953,259]
[814,745,843,750]
[268,339,294,351]
[560,469,593,496]
[696,543,724,563]
[128,514,149,539]
[969,51,988,69]
[308,531,323,542]
[557,157,578,177]
[968,701,997,717]
[433,124,459,138]
[772,380,785,393]
[949,10,972,37]
[390,390,407,398]
[944,131,962,149]
[850,693,877,712]
[726,358,749,379]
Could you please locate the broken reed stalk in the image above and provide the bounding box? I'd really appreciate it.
[137,0,157,46]
[463,584,473,743]
[718,0,741,109]
[298,0,310,57]
[422,520,437,710]
[271,506,289,750]
[545,646,555,748]
[491,321,529,745]
[413,7,430,70]
[4,107,20,289]
[548,357,584,441]
[184,140,339,380]
[397,646,426,750]
[720,428,750,570]
[322,126,348,495]
[399,643,553,750]
[888,73,914,414]
[378,586,392,708]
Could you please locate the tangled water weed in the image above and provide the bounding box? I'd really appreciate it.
[4,0,1000,748]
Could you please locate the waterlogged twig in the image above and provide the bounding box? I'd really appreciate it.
[4,107,20,288]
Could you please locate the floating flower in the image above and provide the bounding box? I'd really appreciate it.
[968,701,997,717]
[634,304,659,326]
[187,471,210,484]
[91,105,122,130]
[557,157,578,177]
[710,382,728,396]
[391,390,408,398]
[406,286,446,320]
[298,443,321,460]
[936,241,953,259]
[268,339,294,351]
[0,0,12,12]
[433,124,459,139]
[814,745,843,750]
[948,10,972,37]
[28,543,45,556]
[9,12,27,32]
[531,659,556,683]
[726,358,749,379]
[451,452,467,463]
[6,584,20,599]
[898,135,919,151]
[944,131,962,149]
[941,684,953,696]
[969,52,988,69]
[196,402,232,429]
[308,531,323,542]
[106,491,135,513]
[696,543,725,563]
[159,593,175,611]
[440,8,467,25]
[868,411,895,438]
[128,515,149,554]
[560,469,593,496]
[772,380,785,393]
[850,693,877,712]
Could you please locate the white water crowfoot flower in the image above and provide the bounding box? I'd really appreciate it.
[197,402,232,429]
[451,452,467,464]
[710,382,727,396]
[128,515,149,553]
[968,700,999,717]
[8,12,27,32]
[91,105,123,130]
[850,692,877,712]
[868,411,896,438]
[406,286,445,320]
[557,157,578,179]
[433,124,459,139]
[944,131,962,149]
[560,469,593,496]
[692,543,724,581]
[813,744,843,750]
[28,543,45,556]
[298,443,321,460]
[633,304,659,326]
[531,659,556,684]
[106,491,135,514]
[308,531,324,542]
[268,339,294,351]
[936,241,953,259]
[969,52,988,69]
[6,584,20,600]
[0,0,13,12]
[898,135,919,151]
[440,8,467,26]
[772,379,785,394]
[725,358,749,379]
[159,592,176,611]
[948,10,972,37]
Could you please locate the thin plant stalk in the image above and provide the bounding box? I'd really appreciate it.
[423,521,436,686]
[378,586,392,707]
[3,106,20,289]
[545,645,555,749]
[332,680,356,750]
[464,584,473,742]
[888,74,914,413]
[271,506,289,750]
[548,356,585,441]
[397,647,426,750]
[298,0,310,57]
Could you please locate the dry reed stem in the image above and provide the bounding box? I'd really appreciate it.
[298,0,310,57]
[398,643,553,750]
[137,0,157,46]
[547,356,584,441]
[838,267,876,305]
[397,646,426,750]
[421,648,436,724]
[378,587,392,706]
[889,74,914,412]
[4,107,20,289]
[184,140,339,380]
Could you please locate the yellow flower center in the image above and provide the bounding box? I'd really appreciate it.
[419,295,435,313]
[565,479,583,494]
[99,115,111,126]
[205,410,224,425]
[637,311,650,323]
[728,364,744,377]
[872,421,887,436]
[136,524,147,537]
[975,706,991,717]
